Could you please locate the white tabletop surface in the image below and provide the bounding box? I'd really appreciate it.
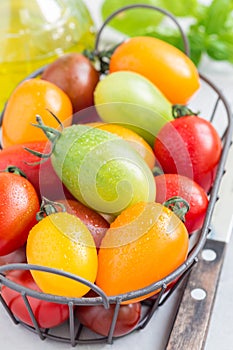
[0,1,233,349]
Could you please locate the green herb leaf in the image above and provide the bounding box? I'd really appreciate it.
[101,0,233,66]
[160,0,199,17]
[204,0,233,34]
[206,33,233,62]
[101,0,165,36]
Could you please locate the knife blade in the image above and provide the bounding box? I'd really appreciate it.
[166,113,233,349]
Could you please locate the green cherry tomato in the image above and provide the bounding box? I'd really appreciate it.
[94,71,173,146]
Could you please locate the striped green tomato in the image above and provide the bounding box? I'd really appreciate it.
[29,118,156,216]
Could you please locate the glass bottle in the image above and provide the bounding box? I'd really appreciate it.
[0,0,95,111]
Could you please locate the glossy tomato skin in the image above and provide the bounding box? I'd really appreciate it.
[1,78,73,148]
[76,301,141,337]
[96,202,189,303]
[90,122,156,170]
[155,174,209,234]
[50,124,156,216]
[154,115,222,192]
[94,70,173,146]
[26,212,98,298]
[109,36,200,104]
[1,270,69,328]
[56,199,109,248]
[0,141,73,200]
[0,172,40,256]
[41,53,100,114]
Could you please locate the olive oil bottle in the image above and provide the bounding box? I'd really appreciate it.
[0,0,95,111]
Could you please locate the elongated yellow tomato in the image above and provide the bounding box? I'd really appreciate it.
[109,36,200,104]
[26,212,98,298]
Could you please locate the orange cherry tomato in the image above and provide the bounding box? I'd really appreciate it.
[1,78,73,148]
[96,201,189,303]
[109,36,200,104]
[87,122,156,169]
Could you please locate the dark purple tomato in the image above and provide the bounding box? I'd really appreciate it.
[56,199,110,248]
[41,53,100,114]
[76,301,141,337]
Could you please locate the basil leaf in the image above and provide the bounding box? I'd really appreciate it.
[204,0,233,34]
[101,0,164,36]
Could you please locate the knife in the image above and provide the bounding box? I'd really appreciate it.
[166,106,233,349]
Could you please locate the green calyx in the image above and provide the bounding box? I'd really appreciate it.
[4,165,27,178]
[83,44,120,74]
[36,197,66,221]
[172,104,199,119]
[24,112,63,163]
[163,196,190,222]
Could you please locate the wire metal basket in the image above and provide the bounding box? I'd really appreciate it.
[0,4,232,347]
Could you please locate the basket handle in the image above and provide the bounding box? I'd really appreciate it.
[94,4,190,56]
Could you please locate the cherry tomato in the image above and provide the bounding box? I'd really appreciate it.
[0,246,26,266]
[96,201,189,303]
[155,174,209,234]
[154,113,222,192]
[37,119,156,216]
[55,199,109,248]
[109,36,200,104]
[0,141,73,200]
[41,53,100,115]
[76,299,141,337]
[88,122,156,169]
[26,212,98,298]
[1,270,69,328]
[1,78,73,148]
[94,70,173,146]
[0,169,40,256]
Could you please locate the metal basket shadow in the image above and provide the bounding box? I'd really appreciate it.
[0,4,232,347]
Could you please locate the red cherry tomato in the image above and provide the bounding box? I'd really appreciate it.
[0,246,26,266]
[1,270,69,328]
[0,169,40,256]
[155,174,209,234]
[0,141,73,200]
[76,299,141,337]
[154,113,222,192]
[56,199,110,248]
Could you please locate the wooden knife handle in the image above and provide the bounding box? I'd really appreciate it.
[166,238,226,350]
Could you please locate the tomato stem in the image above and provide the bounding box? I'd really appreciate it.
[152,166,164,176]
[36,197,66,221]
[24,113,62,163]
[4,165,27,178]
[83,44,120,74]
[163,196,190,222]
[172,104,199,118]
